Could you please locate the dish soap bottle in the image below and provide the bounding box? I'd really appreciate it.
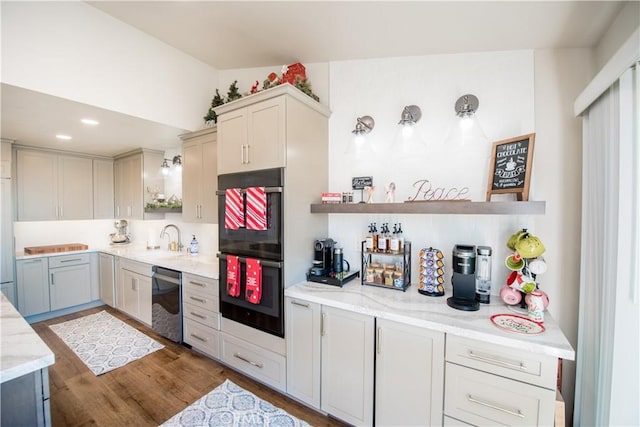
[190,235,199,256]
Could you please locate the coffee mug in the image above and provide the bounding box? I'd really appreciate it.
[500,285,522,305]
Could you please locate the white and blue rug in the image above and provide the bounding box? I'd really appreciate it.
[49,310,164,375]
[161,379,310,427]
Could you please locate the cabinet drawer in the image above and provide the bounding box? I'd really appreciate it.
[184,318,219,359]
[120,259,152,277]
[220,332,286,392]
[444,415,475,426]
[445,363,555,427]
[183,302,220,330]
[183,273,218,297]
[48,253,90,268]
[446,335,557,390]
[183,287,219,313]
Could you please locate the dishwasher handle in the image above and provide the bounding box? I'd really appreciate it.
[152,272,181,285]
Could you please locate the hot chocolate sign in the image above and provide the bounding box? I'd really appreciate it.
[486,133,535,201]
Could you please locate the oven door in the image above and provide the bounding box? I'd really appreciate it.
[218,254,284,337]
[218,168,283,261]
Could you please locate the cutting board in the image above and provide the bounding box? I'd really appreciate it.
[24,243,89,255]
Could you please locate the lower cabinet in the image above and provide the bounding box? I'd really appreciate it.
[98,253,115,307]
[182,273,220,358]
[0,368,51,427]
[375,318,445,427]
[48,254,91,311]
[117,259,152,325]
[17,258,49,317]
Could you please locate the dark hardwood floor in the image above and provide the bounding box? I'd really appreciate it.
[32,306,346,427]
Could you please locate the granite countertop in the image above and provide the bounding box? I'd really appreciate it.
[16,245,219,280]
[0,293,55,384]
[286,281,575,361]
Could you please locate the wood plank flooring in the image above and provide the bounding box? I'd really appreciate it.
[32,306,346,427]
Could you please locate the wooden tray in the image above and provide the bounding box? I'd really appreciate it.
[24,243,89,255]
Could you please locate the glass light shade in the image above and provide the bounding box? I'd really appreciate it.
[444,114,488,148]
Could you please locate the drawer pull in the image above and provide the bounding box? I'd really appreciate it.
[189,281,206,288]
[190,333,208,342]
[190,311,207,320]
[468,351,526,371]
[59,258,83,263]
[467,395,524,418]
[233,353,263,369]
[189,296,207,304]
[290,300,309,308]
[321,312,326,337]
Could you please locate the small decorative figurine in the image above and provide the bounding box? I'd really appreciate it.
[385,182,396,203]
[364,185,375,203]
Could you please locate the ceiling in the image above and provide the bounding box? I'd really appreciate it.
[1,1,626,157]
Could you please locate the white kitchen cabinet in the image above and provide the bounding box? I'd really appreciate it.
[48,254,91,311]
[321,305,374,427]
[16,258,49,317]
[16,149,93,221]
[375,318,445,427]
[180,128,218,223]
[117,259,152,325]
[98,253,115,307]
[114,149,164,220]
[182,273,220,358]
[93,158,114,219]
[1,367,51,427]
[285,297,321,409]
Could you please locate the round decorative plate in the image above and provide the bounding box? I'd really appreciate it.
[490,313,545,335]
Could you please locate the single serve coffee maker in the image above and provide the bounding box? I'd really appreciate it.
[307,238,359,287]
[447,244,480,311]
[310,238,335,277]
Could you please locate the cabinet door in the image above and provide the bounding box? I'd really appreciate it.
[93,159,114,219]
[246,96,286,171]
[17,258,49,317]
[114,158,127,218]
[286,298,321,409]
[58,155,93,220]
[50,264,91,311]
[182,141,202,222]
[217,108,247,175]
[121,269,139,318]
[376,318,445,427]
[16,150,58,221]
[99,253,115,307]
[321,306,374,426]
[128,154,144,219]
[200,136,218,222]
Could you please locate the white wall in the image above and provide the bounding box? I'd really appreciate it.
[1,1,218,132]
[533,48,595,423]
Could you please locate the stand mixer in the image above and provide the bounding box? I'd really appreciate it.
[110,219,131,244]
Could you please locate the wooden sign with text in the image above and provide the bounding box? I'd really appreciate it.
[486,133,535,201]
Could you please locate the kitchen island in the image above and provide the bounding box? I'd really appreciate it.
[0,292,55,426]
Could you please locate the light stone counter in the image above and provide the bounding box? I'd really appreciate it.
[286,281,575,360]
[0,293,55,383]
[16,245,219,280]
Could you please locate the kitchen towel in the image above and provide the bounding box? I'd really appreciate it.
[245,187,267,231]
[224,188,244,230]
[245,258,262,305]
[226,255,240,297]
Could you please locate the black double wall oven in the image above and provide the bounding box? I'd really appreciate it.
[217,168,284,337]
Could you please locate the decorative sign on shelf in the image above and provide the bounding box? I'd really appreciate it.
[351,176,373,190]
[405,179,470,202]
[486,133,535,201]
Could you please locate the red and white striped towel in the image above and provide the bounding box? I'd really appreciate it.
[245,187,267,231]
[224,188,244,230]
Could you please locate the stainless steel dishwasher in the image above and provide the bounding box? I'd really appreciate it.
[151,266,182,343]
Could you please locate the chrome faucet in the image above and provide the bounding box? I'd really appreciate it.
[160,224,183,251]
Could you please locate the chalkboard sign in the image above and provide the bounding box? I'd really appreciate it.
[352,176,373,190]
[486,133,535,201]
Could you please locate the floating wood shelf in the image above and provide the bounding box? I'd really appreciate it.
[144,207,182,213]
[310,201,545,215]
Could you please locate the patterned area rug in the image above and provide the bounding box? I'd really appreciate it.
[49,310,164,375]
[161,379,310,427]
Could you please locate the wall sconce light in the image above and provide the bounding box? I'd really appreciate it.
[160,158,170,176]
[351,115,375,149]
[455,94,479,129]
[398,105,421,137]
[172,155,182,173]
[444,93,487,148]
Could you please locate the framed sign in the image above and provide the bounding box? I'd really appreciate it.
[352,176,373,190]
[486,133,535,201]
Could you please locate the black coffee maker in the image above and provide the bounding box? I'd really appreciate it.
[447,244,480,311]
[310,238,335,276]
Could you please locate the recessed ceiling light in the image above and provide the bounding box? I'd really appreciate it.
[81,118,99,125]
[56,134,72,140]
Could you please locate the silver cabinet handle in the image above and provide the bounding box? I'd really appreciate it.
[51,273,55,285]
[468,350,527,371]
[467,395,524,418]
[59,206,63,218]
[190,311,207,320]
[376,326,381,355]
[245,144,251,164]
[190,333,208,342]
[189,296,206,303]
[233,353,263,369]
[321,312,326,336]
[59,258,83,263]
[240,144,245,164]
[290,300,309,308]
[189,281,206,288]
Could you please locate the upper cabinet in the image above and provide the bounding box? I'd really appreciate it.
[93,158,114,220]
[180,127,218,223]
[114,149,164,220]
[16,149,93,221]
[215,84,330,175]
